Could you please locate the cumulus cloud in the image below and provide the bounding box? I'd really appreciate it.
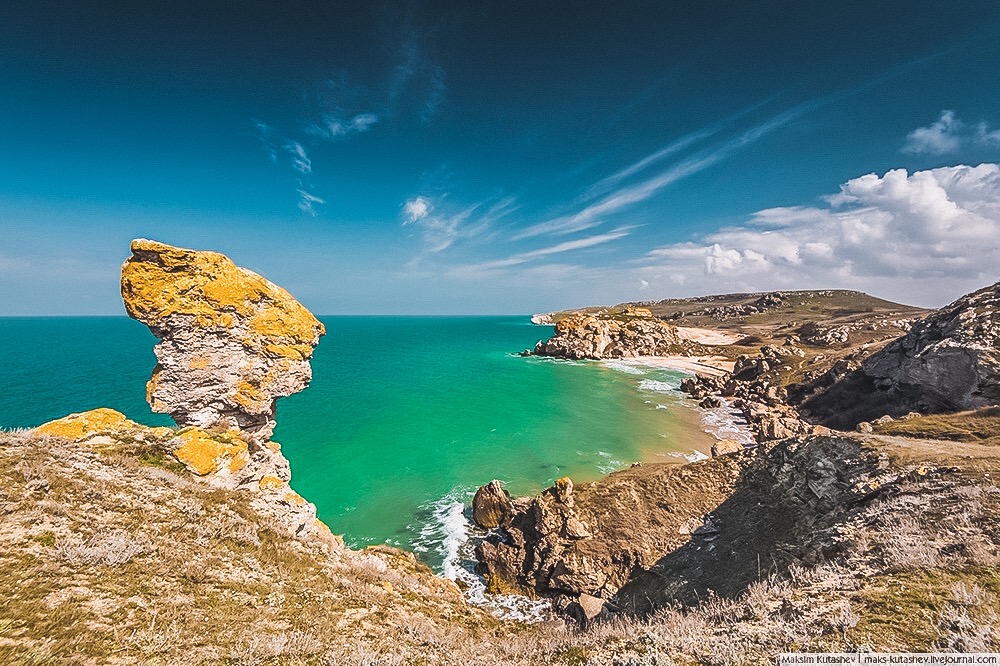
[403,196,432,223]
[903,110,1000,155]
[639,164,1000,306]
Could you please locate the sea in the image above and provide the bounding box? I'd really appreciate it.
[0,316,749,616]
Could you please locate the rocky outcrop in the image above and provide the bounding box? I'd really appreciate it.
[681,344,815,444]
[122,239,325,442]
[475,435,902,618]
[531,314,683,360]
[472,480,512,529]
[117,239,326,534]
[35,240,328,537]
[474,457,748,608]
[796,281,1000,428]
[862,281,1000,410]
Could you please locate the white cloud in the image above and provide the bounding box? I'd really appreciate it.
[401,194,511,253]
[403,196,431,223]
[638,163,1000,306]
[309,112,379,140]
[514,106,808,240]
[296,189,325,216]
[285,141,312,174]
[452,228,632,275]
[903,110,1000,155]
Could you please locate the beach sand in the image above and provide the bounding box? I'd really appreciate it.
[631,355,735,377]
[675,326,742,346]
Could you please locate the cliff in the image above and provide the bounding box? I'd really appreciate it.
[795,281,1000,429]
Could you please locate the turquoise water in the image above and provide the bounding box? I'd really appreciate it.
[0,316,709,568]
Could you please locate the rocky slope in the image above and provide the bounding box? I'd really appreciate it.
[473,432,1000,646]
[796,281,1000,429]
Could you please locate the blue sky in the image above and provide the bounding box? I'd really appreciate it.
[2,1,1000,314]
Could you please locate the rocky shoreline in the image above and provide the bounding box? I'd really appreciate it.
[471,281,1000,624]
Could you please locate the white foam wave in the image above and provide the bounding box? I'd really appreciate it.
[638,378,681,393]
[601,360,647,375]
[411,489,550,622]
[699,403,755,447]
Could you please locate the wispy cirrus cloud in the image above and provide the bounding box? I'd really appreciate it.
[253,31,446,216]
[514,106,808,241]
[390,35,448,123]
[451,227,633,275]
[296,189,325,216]
[903,110,1000,155]
[285,141,312,174]
[402,194,515,253]
[305,111,379,141]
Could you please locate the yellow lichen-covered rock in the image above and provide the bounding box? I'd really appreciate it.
[34,408,139,440]
[121,239,323,349]
[119,239,323,537]
[171,428,248,477]
[120,239,325,441]
[259,475,286,491]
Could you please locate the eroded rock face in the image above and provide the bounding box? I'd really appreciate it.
[475,436,895,619]
[474,456,749,604]
[796,281,1000,428]
[121,239,325,441]
[532,315,683,360]
[862,281,1000,411]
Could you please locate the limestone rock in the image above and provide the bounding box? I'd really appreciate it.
[121,239,325,442]
[531,314,683,360]
[711,439,743,457]
[861,280,1000,412]
[116,239,326,536]
[797,281,1000,428]
[574,593,606,622]
[552,476,574,504]
[472,480,511,529]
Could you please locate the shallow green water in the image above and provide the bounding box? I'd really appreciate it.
[0,316,709,569]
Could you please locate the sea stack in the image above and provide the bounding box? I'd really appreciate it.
[113,239,326,535]
[121,238,325,442]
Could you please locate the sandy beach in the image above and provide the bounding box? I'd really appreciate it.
[675,326,742,346]
[630,355,735,377]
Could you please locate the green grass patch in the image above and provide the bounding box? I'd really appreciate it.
[849,567,1000,650]
[875,407,1000,445]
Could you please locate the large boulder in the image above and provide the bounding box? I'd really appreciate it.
[472,480,512,529]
